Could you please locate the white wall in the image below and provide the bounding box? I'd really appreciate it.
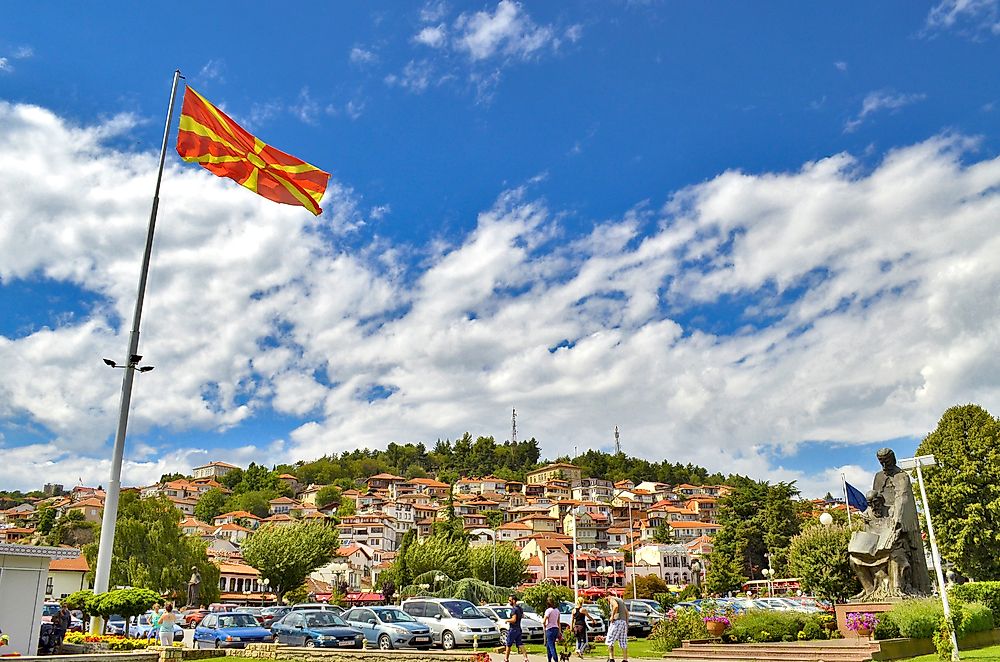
[48,570,91,600]
[0,554,49,656]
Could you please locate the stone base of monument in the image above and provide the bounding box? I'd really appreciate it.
[835,602,894,638]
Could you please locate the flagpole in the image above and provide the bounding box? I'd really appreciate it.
[841,473,851,526]
[91,69,183,633]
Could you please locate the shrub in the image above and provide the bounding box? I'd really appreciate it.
[873,613,901,640]
[725,611,808,643]
[950,582,1000,623]
[521,582,574,615]
[884,598,993,641]
[801,620,824,641]
[650,608,709,651]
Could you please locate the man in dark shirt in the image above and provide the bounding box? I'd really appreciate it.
[504,595,529,662]
[52,604,72,650]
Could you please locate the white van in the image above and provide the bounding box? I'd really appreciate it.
[401,598,500,650]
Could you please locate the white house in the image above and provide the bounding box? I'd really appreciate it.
[46,554,92,600]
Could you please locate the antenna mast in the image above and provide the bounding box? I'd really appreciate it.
[615,425,621,454]
[511,407,518,443]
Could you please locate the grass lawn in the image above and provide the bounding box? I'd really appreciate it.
[900,644,1000,661]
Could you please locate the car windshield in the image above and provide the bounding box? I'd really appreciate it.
[583,605,602,616]
[374,609,414,623]
[216,614,259,628]
[42,605,60,617]
[492,607,512,619]
[442,601,484,619]
[305,613,346,627]
[522,605,539,615]
[558,602,573,614]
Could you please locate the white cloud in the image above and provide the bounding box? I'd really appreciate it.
[454,0,556,61]
[415,25,448,48]
[420,1,449,23]
[2,103,1000,500]
[0,58,10,73]
[349,46,378,65]
[834,60,848,71]
[13,46,33,59]
[384,60,434,93]
[926,0,1000,35]
[845,89,926,132]
[198,59,225,83]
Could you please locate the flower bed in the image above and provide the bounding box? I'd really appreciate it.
[62,632,180,651]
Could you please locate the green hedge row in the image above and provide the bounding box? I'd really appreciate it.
[873,598,994,640]
[951,582,1000,623]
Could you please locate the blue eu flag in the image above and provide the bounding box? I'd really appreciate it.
[845,481,868,511]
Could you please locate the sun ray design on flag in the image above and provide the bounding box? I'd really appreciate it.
[176,86,330,215]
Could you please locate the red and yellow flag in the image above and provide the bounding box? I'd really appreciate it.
[176,87,330,215]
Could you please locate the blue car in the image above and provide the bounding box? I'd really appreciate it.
[271,610,364,648]
[343,606,434,650]
[194,612,274,649]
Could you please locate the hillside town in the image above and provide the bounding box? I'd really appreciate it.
[0,460,746,605]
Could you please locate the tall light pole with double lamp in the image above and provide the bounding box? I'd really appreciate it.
[899,454,959,662]
[571,505,586,601]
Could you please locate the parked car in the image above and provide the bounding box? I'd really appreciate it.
[131,613,185,642]
[624,600,660,636]
[557,602,605,636]
[208,603,240,613]
[104,615,127,636]
[40,603,83,632]
[182,609,210,627]
[401,598,500,650]
[259,606,291,628]
[271,610,364,648]
[233,608,265,625]
[193,611,275,649]
[478,604,544,642]
[343,606,434,650]
[751,598,796,612]
[290,603,345,615]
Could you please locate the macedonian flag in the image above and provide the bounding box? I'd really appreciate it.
[176,87,330,215]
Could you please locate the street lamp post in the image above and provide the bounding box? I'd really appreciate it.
[493,528,497,586]
[571,505,586,602]
[611,487,637,600]
[899,454,959,662]
[261,578,270,607]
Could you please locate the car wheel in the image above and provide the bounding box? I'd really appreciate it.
[214,639,222,650]
[305,639,317,648]
[378,634,392,650]
[442,631,455,650]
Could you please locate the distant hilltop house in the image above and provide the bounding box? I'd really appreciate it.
[526,462,583,485]
[192,461,240,480]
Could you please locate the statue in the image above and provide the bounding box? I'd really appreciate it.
[187,566,201,607]
[848,448,931,601]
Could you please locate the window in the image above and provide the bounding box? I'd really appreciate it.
[403,602,425,618]
[202,615,216,628]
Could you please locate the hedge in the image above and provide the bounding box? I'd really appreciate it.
[950,582,1000,623]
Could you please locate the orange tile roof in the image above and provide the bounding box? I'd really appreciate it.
[49,555,90,572]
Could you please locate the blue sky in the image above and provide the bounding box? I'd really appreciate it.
[1,1,999,495]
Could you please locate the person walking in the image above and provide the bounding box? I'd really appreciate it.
[52,604,72,651]
[542,597,561,662]
[571,597,595,658]
[606,595,629,662]
[157,604,178,648]
[149,603,162,643]
[503,595,529,662]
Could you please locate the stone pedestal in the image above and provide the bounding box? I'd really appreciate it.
[835,602,894,638]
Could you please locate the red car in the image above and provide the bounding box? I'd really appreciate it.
[182,609,210,627]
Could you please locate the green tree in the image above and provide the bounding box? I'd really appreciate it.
[82,493,219,603]
[704,550,746,595]
[228,489,278,518]
[220,467,245,490]
[652,521,678,544]
[521,582,574,614]
[917,404,1000,580]
[469,542,527,587]
[709,477,802,580]
[404,534,471,579]
[241,523,339,604]
[314,485,341,509]
[786,522,860,602]
[64,589,99,622]
[194,488,230,523]
[36,505,56,535]
[160,472,187,483]
[94,588,160,637]
[624,574,670,600]
[483,509,505,530]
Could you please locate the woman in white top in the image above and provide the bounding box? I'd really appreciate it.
[157,603,178,647]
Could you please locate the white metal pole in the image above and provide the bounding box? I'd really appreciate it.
[493,529,497,586]
[841,473,852,526]
[572,509,579,602]
[90,69,183,634]
[628,499,637,600]
[915,461,959,662]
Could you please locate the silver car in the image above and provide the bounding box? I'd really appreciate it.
[343,606,434,650]
[479,604,544,642]
[401,598,500,650]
